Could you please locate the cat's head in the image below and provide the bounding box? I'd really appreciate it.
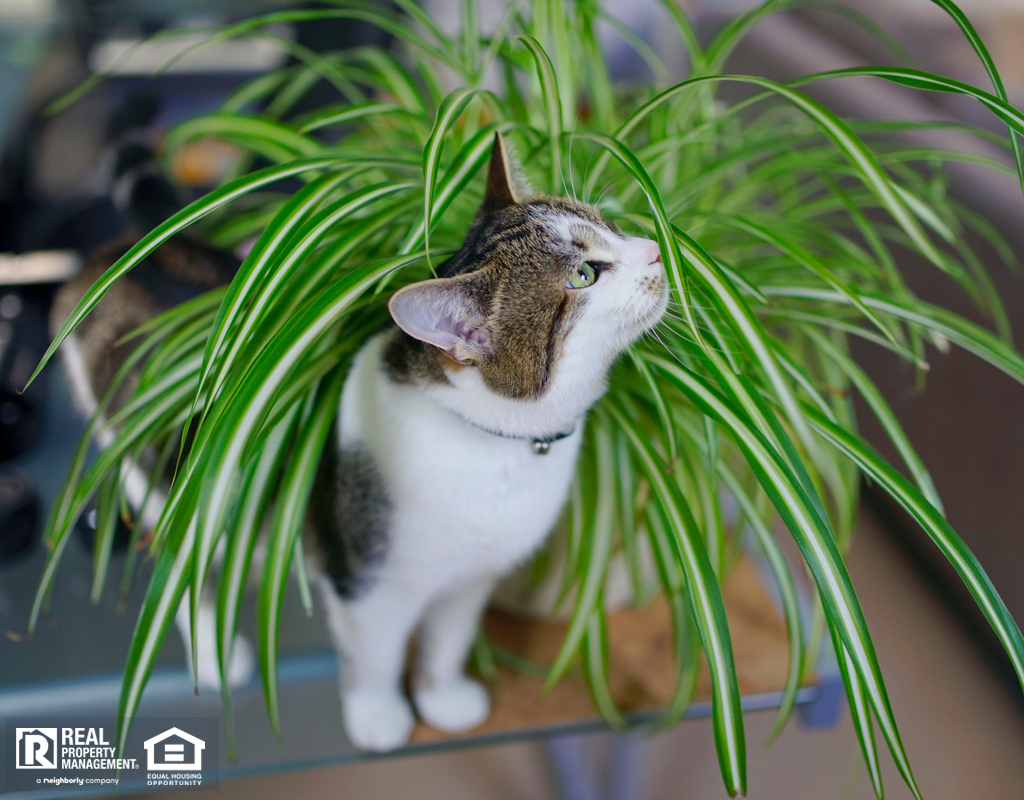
[388,133,667,415]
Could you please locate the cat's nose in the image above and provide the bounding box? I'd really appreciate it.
[643,240,662,266]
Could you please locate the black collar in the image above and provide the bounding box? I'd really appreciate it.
[458,416,576,455]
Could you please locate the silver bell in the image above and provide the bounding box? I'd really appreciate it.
[532,440,551,455]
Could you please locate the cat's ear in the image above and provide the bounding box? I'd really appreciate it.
[389,279,492,364]
[480,132,522,213]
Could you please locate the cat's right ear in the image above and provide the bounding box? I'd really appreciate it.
[480,132,522,213]
[389,279,492,365]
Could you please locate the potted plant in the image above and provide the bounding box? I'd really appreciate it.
[27,0,1024,795]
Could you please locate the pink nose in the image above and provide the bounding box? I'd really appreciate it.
[644,240,663,266]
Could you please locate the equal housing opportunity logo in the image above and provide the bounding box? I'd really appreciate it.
[145,728,205,771]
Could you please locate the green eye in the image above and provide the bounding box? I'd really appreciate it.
[567,262,596,289]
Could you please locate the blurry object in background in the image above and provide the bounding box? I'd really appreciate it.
[0,251,80,285]
[73,496,132,555]
[0,467,40,562]
[170,138,240,188]
[0,1,393,257]
[113,140,184,230]
[0,286,50,461]
[17,87,192,255]
[0,0,55,25]
[89,28,291,75]
[105,90,189,231]
[0,0,54,146]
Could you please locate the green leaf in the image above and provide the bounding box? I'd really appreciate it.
[518,36,564,192]
[116,515,197,757]
[806,409,1024,696]
[827,617,884,798]
[582,610,627,729]
[718,466,803,747]
[89,473,121,605]
[422,88,488,265]
[804,328,942,513]
[646,357,920,799]
[164,114,322,160]
[546,423,618,687]
[609,401,746,797]
[297,100,408,134]
[260,365,347,736]
[195,179,417,440]
[763,286,1024,386]
[216,410,298,755]
[796,67,1024,138]
[31,156,347,389]
[715,215,898,348]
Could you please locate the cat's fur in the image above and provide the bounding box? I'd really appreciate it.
[53,134,667,751]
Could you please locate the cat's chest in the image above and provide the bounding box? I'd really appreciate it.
[374,381,579,542]
[388,415,577,516]
[381,421,579,577]
[338,334,580,573]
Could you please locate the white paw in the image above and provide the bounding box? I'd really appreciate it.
[414,676,490,733]
[342,690,415,751]
[187,627,255,693]
[189,634,255,692]
[226,633,256,688]
[191,650,222,693]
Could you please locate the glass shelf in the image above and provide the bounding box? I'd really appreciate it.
[0,371,837,797]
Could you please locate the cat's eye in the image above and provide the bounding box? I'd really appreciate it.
[567,261,606,289]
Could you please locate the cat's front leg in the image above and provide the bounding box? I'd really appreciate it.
[413,575,495,733]
[318,578,425,752]
[174,588,255,692]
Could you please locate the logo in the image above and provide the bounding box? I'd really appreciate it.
[15,728,58,769]
[143,728,205,771]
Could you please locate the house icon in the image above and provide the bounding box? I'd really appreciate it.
[143,727,205,771]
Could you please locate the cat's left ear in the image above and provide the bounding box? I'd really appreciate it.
[480,132,523,213]
[389,278,493,365]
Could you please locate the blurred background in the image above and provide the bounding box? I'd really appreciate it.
[0,0,1023,798]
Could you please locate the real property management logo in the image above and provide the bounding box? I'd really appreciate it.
[15,728,58,769]
[14,726,136,771]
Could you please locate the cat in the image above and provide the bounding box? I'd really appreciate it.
[52,133,668,751]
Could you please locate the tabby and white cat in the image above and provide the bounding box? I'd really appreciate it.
[54,134,667,751]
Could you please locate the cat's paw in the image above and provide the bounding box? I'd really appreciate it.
[189,634,255,693]
[225,634,256,688]
[413,676,490,733]
[342,690,415,751]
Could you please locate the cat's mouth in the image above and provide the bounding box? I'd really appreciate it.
[650,280,670,329]
[648,271,670,319]
[623,276,669,341]
[649,272,667,300]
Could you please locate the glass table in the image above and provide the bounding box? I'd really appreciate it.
[0,370,840,799]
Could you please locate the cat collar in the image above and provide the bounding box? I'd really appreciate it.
[528,429,575,455]
[458,414,576,455]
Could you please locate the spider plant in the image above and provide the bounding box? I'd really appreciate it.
[27,0,1024,795]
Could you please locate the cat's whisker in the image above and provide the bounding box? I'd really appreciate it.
[581,140,600,205]
[662,301,715,317]
[595,179,629,208]
[638,326,697,368]
[567,120,581,203]
[588,176,630,212]
[558,116,581,201]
